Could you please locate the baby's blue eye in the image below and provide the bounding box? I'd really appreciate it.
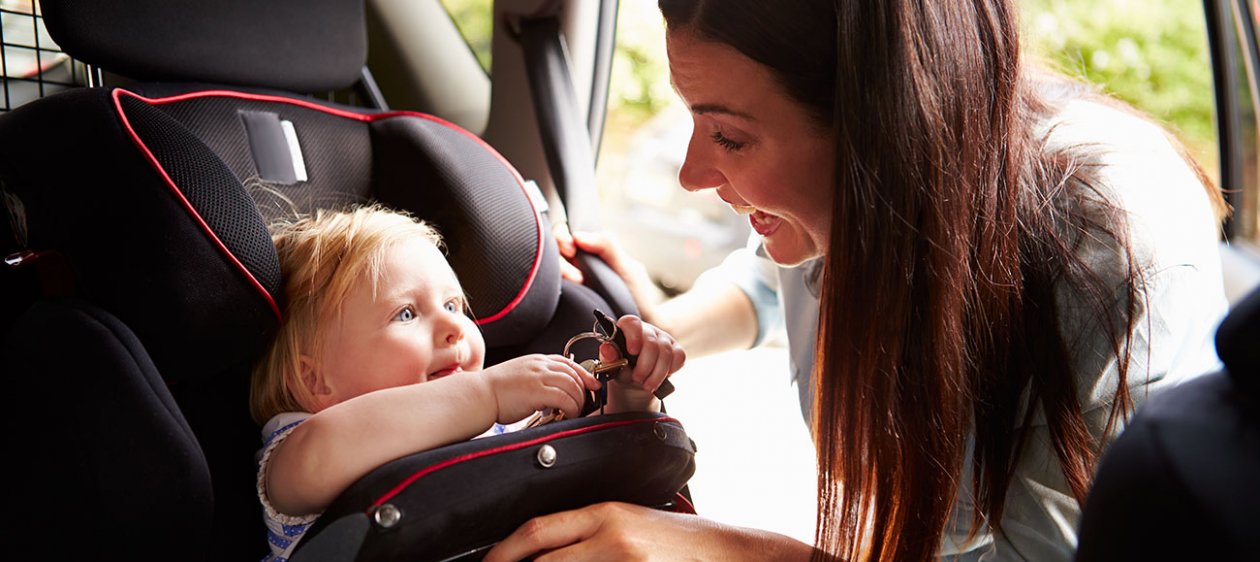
[444,301,459,314]
[394,307,415,322]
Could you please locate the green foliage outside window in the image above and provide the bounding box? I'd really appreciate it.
[440,0,493,71]
[438,0,1217,175]
[1022,0,1217,175]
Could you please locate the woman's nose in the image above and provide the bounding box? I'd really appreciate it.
[678,132,725,192]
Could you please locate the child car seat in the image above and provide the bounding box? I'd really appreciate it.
[0,1,693,560]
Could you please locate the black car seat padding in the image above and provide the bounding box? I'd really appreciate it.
[1,299,214,556]
[114,88,562,348]
[0,88,282,384]
[294,413,697,562]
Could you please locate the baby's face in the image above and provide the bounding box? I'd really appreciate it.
[313,237,486,409]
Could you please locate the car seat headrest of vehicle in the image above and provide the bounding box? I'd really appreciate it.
[40,0,367,93]
[1217,285,1260,395]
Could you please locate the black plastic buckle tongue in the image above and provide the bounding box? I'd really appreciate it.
[593,309,675,401]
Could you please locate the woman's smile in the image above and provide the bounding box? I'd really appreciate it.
[668,29,834,266]
[748,210,782,237]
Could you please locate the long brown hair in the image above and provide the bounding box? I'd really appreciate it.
[659,1,1224,561]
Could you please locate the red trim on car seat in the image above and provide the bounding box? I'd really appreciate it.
[123,89,546,327]
[671,492,697,514]
[370,416,681,509]
[111,89,284,321]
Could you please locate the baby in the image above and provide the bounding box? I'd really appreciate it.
[249,205,685,560]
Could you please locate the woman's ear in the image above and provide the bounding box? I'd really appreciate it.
[297,355,335,412]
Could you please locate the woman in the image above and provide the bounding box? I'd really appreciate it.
[488,0,1229,560]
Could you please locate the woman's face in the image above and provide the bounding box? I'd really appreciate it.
[667,29,835,266]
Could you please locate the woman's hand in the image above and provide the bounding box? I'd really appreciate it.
[602,315,685,410]
[482,354,601,422]
[554,225,666,323]
[484,502,814,562]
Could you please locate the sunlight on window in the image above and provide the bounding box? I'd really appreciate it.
[438,0,492,72]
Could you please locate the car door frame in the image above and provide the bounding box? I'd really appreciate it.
[1205,0,1260,301]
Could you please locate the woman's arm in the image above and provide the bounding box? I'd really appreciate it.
[484,502,817,562]
[561,229,759,358]
[265,355,599,516]
[651,280,758,357]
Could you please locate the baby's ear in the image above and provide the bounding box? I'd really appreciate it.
[297,355,334,412]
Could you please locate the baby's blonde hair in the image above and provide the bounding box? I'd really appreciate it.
[249,204,443,424]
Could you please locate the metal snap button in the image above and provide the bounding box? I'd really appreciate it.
[373,503,401,528]
[536,444,557,468]
[653,422,669,441]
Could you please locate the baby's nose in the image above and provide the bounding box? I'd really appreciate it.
[441,319,465,345]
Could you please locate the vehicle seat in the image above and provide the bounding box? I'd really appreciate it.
[1074,285,1260,561]
[0,0,623,559]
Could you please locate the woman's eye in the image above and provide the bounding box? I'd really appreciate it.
[710,131,746,152]
[394,307,415,322]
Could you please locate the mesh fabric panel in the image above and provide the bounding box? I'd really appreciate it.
[371,116,558,345]
[121,95,281,298]
[128,91,558,348]
[149,95,374,220]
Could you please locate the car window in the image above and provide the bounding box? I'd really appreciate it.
[597,2,746,295]
[439,0,492,73]
[1234,0,1260,244]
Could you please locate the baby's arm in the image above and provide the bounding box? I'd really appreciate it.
[265,355,599,517]
[602,315,687,413]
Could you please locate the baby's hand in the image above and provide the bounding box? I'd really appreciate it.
[601,315,685,399]
[482,354,601,423]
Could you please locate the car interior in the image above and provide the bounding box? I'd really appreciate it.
[1,0,1258,560]
[0,0,692,560]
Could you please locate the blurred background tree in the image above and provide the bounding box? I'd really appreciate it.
[440,0,492,71]
[438,0,1217,178]
[1022,0,1216,175]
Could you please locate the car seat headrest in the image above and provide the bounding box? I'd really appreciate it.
[1217,285,1260,395]
[40,0,366,93]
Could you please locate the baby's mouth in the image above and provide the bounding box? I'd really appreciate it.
[428,365,463,380]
